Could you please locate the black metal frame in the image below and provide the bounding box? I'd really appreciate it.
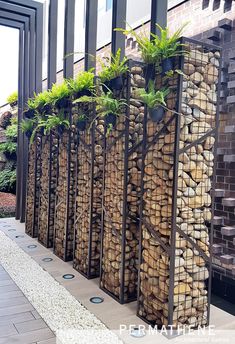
[100,61,142,303]
[84,0,98,71]
[53,106,78,262]
[63,0,75,79]
[137,37,222,328]
[73,103,104,279]
[1,0,43,222]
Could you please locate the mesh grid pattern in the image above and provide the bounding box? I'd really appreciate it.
[73,104,103,278]
[138,40,220,328]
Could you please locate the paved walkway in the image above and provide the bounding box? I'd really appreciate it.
[0,265,55,344]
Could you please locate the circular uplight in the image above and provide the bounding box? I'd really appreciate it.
[15,235,24,238]
[90,297,104,304]
[130,327,146,338]
[27,244,37,249]
[42,257,53,262]
[62,274,75,280]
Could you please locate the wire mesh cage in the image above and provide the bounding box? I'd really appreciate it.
[25,135,41,237]
[73,102,104,279]
[137,38,221,328]
[53,106,78,261]
[38,133,58,248]
[100,62,145,303]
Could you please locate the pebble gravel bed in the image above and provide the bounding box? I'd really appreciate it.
[0,231,122,344]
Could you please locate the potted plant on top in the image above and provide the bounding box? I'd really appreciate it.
[74,90,127,129]
[7,92,18,108]
[98,48,128,92]
[153,23,188,74]
[49,82,72,109]
[139,81,169,123]
[67,70,95,98]
[34,90,52,113]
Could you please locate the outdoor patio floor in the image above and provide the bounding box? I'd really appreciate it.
[0,218,234,344]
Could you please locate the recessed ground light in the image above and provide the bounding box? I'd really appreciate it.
[15,235,24,238]
[62,274,75,280]
[8,229,16,231]
[90,297,104,304]
[130,327,146,338]
[27,244,37,249]
[3,225,11,228]
[42,257,53,262]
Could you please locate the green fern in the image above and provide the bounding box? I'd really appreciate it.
[98,48,128,82]
[139,81,169,108]
[67,70,95,94]
[0,141,17,154]
[49,82,71,105]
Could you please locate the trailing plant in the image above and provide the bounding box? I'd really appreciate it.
[98,48,128,83]
[0,168,16,193]
[74,90,127,130]
[67,70,95,96]
[139,81,169,108]
[7,92,18,106]
[0,141,17,155]
[42,114,70,134]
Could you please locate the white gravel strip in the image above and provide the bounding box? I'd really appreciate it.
[0,231,122,344]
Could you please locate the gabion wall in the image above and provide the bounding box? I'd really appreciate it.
[100,66,144,303]
[73,104,104,278]
[25,135,41,237]
[38,133,58,248]
[54,108,77,261]
[137,39,221,327]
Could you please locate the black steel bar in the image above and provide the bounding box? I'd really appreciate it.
[167,52,184,327]
[179,129,216,154]
[120,68,131,304]
[207,44,222,327]
[84,0,98,71]
[63,0,75,79]
[150,0,168,37]
[48,0,58,88]
[111,0,127,57]
[65,110,72,261]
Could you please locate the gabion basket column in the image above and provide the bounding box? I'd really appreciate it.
[53,107,78,261]
[38,133,58,248]
[100,62,145,303]
[73,104,104,279]
[25,135,41,237]
[137,38,221,328]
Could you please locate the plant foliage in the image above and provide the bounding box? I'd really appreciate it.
[116,23,188,64]
[67,70,95,94]
[0,168,16,193]
[0,141,17,154]
[7,92,18,106]
[49,82,71,105]
[5,117,17,140]
[139,81,169,108]
[98,48,128,82]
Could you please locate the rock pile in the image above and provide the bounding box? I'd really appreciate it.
[138,46,220,327]
[38,134,58,247]
[54,123,77,261]
[100,68,144,302]
[73,112,104,278]
[25,136,41,237]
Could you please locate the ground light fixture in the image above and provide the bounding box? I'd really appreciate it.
[130,327,146,338]
[27,244,37,249]
[15,235,24,238]
[89,297,104,304]
[42,257,53,262]
[62,274,75,280]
